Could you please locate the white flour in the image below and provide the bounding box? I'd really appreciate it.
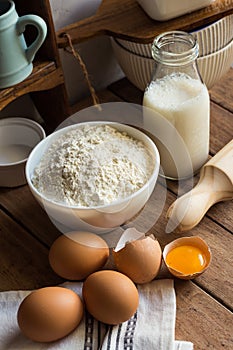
[32,124,154,207]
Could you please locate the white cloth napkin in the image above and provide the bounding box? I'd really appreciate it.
[0,279,193,350]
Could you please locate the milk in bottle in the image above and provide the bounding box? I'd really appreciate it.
[143,31,210,180]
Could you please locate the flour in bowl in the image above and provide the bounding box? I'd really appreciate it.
[32,124,154,207]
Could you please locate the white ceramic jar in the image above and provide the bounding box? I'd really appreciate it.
[136,0,215,21]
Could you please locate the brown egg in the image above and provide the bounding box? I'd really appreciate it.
[113,232,162,284]
[17,286,83,342]
[82,270,139,325]
[49,231,109,280]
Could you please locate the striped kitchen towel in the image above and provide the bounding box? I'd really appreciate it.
[0,279,193,349]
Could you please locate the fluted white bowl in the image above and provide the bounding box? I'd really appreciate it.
[116,14,233,58]
[111,36,233,90]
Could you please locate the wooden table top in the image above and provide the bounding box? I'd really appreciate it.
[0,69,232,349]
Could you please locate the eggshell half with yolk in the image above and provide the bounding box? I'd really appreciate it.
[163,236,211,279]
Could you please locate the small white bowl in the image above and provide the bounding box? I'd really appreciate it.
[116,14,233,58]
[0,117,45,187]
[26,121,160,233]
[111,37,233,90]
[136,0,215,21]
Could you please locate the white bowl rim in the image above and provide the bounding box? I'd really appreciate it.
[26,121,160,210]
[116,13,233,59]
[0,117,46,167]
[113,36,233,62]
[190,12,233,33]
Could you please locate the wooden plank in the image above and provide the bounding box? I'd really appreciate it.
[0,59,231,350]
[0,82,231,308]
[70,89,123,115]
[210,69,233,113]
[0,186,60,248]
[57,0,233,46]
[0,62,65,111]
[1,179,232,309]
[0,209,62,291]
[175,280,233,350]
[205,199,233,231]
[210,103,233,155]
[108,77,143,104]
[31,83,71,133]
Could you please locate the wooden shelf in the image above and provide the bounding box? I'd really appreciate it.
[0,60,64,111]
[56,0,233,46]
[0,0,70,132]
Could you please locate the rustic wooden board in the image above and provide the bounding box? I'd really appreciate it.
[0,74,232,307]
[0,204,231,350]
[70,89,123,114]
[175,280,233,349]
[56,0,233,47]
[0,210,62,291]
[210,71,233,114]
[1,178,232,309]
[210,103,233,154]
[0,186,60,247]
[0,74,232,350]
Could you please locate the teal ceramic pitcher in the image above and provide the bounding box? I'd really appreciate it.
[0,0,47,88]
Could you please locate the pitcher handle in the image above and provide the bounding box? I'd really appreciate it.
[17,15,47,63]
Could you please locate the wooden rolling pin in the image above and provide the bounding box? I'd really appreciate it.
[166,140,233,232]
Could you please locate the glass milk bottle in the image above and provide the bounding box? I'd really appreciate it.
[143,31,210,180]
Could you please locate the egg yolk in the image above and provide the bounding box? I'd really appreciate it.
[165,245,206,275]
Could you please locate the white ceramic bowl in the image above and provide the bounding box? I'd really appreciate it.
[111,37,233,90]
[116,14,233,58]
[0,117,46,187]
[136,0,214,21]
[26,121,160,233]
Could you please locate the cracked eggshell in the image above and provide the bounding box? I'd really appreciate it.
[163,236,211,280]
[112,228,162,284]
